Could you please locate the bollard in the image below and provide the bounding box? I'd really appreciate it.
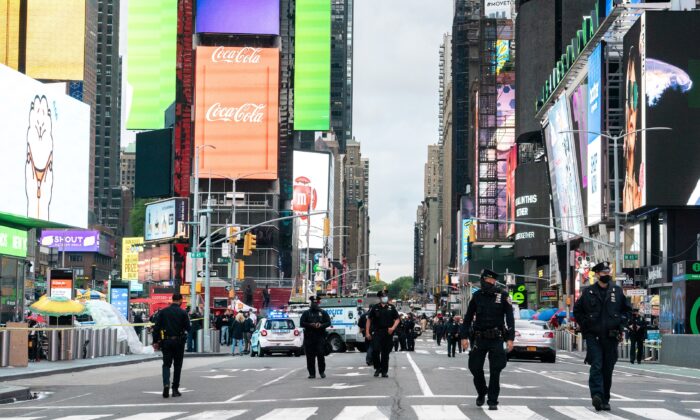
[98,329,107,357]
[109,328,117,356]
[87,329,97,358]
[141,328,148,346]
[61,330,74,360]
[210,332,220,353]
[48,329,60,361]
[0,330,9,367]
[196,329,204,353]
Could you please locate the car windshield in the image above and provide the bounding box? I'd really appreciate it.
[265,319,295,330]
[515,320,549,330]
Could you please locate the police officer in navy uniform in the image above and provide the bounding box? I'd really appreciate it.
[574,261,633,412]
[366,290,400,377]
[460,269,514,411]
[300,296,331,379]
[152,293,191,398]
[628,308,648,364]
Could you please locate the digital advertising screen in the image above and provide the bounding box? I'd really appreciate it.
[194,46,279,180]
[144,198,188,241]
[25,0,86,81]
[505,146,518,238]
[49,269,74,300]
[138,244,174,282]
[484,0,514,19]
[293,151,331,250]
[110,286,130,320]
[196,0,280,35]
[135,129,173,198]
[544,96,585,240]
[496,76,516,223]
[0,226,27,258]
[0,64,90,228]
[126,0,177,129]
[622,18,644,212]
[641,12,700,208]
[514,161,551,258]
[587,43,604,225]
[294,0,331,130]
[40,230,101,252]
[569,83,588,190]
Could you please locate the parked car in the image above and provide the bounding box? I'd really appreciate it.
[508,320,556,363]
[250,312,303,357]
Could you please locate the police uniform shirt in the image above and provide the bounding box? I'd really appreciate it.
[153,303,190,341]
[460,289,515,341]
[368,303,399,330]
[300,308,331,339]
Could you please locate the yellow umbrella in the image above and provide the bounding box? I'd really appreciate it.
[29,295,87,316]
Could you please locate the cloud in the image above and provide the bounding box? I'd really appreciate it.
[354,0,453,282]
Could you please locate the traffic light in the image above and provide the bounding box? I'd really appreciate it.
[243,232,257,256]
[237,260,245,280]
[227,225,240,244]
[323,217,330,237]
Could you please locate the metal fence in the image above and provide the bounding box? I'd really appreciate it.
[555,329,660,361]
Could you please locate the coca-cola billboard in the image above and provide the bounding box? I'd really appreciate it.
[194,47,279,180]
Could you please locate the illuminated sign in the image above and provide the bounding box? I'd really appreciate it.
[122,237,144,281]
[0,226,27,258]
[196,0,280,35]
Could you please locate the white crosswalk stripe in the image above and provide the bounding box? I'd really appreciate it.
[114,413,184,420]
[178,410,248,420]
[53,416,111,420]
[333,405,389,419]
[256,407,318,420]
[619,407,695,419]
[482,405,546,420]
[693,409,700,415]
[552,406,628,419]
[412,405,468,420]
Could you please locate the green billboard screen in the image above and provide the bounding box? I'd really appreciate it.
[0,225,27,258]
[126,0,177,129]
[293,0,331,130]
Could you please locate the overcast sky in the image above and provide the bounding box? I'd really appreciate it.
[354,1,453,282]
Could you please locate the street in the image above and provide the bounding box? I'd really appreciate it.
[2,338,700,419]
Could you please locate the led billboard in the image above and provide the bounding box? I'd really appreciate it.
[145,198,189,241]
[40,230,100,252]
[135,129,173,198]
[126,0,177,129]
[637,12,700,208]
[196,0,280,35]
[25,0,86,80]
[587,43,604,225]
[0,64,90,228]
[569,83,588,189]
[0,226,27,258]
[484,0,514,19]
[122,237,144,281]
[545,96,585,240]
[514,162,550,258]
[623,19,643,212]
[0,0,20,70]
[293,151,331,250]
[194,47,279,180]
[496,79,516,222]
[505,146,517,238]
[294,0,331,130]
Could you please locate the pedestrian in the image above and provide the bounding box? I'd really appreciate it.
[455,316,463,353]
[152,293,190,399]
[244,284,254,307]
[405,313,416,351]
[133,311,144,338]
[398,315,408,351]
[434,318,445,346]
[366,290,400,378]
[300,296,331,379]
[573,261,633,412]
[628,308,648,364]
[420,313,428,332]
[262,285,271,309]
[460,269,515,411]
[230,312,246,355]
[243,311,255,354]
[358,308,373,365]
[446,316,460,357]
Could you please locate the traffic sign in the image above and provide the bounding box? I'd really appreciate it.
[217,257,231,263]
[624,254,639,261]
[198,271,218,277]
[191,252,206,259]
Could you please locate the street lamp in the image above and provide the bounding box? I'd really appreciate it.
[559,127,671,276]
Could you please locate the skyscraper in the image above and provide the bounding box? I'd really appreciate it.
[331,0,354,152]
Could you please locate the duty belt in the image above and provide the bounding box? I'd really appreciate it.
[474,328,503,340]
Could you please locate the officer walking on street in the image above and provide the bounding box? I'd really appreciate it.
[366,290,400,377]
[300,296,331,379]
[460,269,515,411]
[574,261,633,412]
[628,308,648,364]
[152,293,191,399]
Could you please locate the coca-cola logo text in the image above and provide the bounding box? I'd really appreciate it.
[211,46,262,64]
[206,103,266,123]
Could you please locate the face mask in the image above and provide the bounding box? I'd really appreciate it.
[480,279,495,292]
[599,275,612,284]
[381,297,389,304]
[311,303,319,310]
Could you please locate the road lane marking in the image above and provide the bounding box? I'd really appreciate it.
[482,405,546,420]
[552,406,628,419]
[406,353,434,397]
[53,416,111,420]
[412,405,468,419]
[557,354,574,359]
[179,410,247,419]
[619,408,694,419]
[415,350,430,354]
[256,407,317,420]
[226,367,301,402]
[693,409,700,414]
[652,389,698,395]
[333,406,389,420]
[312,383,364,390]
[518,367,633,401]
[115,413,184,420]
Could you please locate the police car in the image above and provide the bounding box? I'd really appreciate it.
[250,311,304,357]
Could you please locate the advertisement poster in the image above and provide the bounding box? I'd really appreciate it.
[569,83,588,189]
[110,287,130,321]
[194,46,279,180]
[622,19,644,212]
[40,230,100,252]
[514,161,550,258]
[484,0,513,19]
[144,198,188,241]
[49,269,74,300]
[196,0,279,35]
[496,79,516,222]
[461,219,471,264]
[505,146,517,238]
[0,64,90,228]
[0,226,28,258]
[293,151,332,250]
[122,237,144,281]
[587,136,604,226]
[588,43,604,225]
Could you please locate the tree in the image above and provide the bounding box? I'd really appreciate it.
[129,199,148,237]
[387,276,414,300]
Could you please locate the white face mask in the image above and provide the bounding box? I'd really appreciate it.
[381,297,389,304]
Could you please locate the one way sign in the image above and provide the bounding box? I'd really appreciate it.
[198,271,218,277]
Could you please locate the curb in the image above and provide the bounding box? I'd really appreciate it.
[0,385,32,404]
[0,356,160,381]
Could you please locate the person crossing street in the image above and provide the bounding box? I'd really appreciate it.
[300,296,331,379]
[366,290,400,378]
[152,293,190,399]
[628,308,647,364]
[445,316,460,357]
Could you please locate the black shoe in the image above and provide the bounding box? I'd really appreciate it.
[162,386,169,398]
[320,373,326,378]
[308,375,316,379]
[382,373,389,378]
[630,361,635,364]
[602,403,611,411]
[374,370,380,377]
[488,405,498,411]
[592,395,603,411]
[476,395,486,407]
[171,388,182,397]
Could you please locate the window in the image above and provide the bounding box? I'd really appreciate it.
[264,319,295,330]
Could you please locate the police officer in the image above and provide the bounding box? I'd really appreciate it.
[366,290,399,377]
[628,308,648,364]
[460,269,514,411]
[300,296,331,379]
[152,293,190,399]
[574,261,633,412]
[405,313,416,351]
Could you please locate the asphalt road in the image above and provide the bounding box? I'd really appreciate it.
[2,337,700,419]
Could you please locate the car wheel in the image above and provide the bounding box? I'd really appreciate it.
[328,334,346,353]
[543,354,556,363]
[258,348,265,357]
[294,351,302,357]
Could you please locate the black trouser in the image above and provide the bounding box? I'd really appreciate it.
[304,338,326,376]
[162,339,185,388]
[399,334,407,351]
[372,330,393,374]
[407,335,415,351]
[468,338,507,406]
[447,337,458,357]
[585,336,618,404]
[630,337,644,363]
[365,338,374,364]
[436,335,442,346]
